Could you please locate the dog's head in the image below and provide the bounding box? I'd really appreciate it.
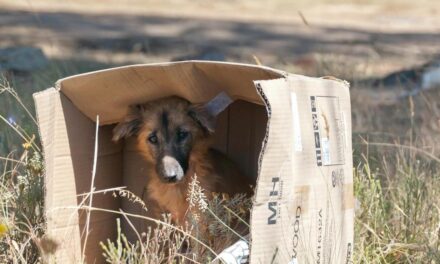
[112,94,231,184]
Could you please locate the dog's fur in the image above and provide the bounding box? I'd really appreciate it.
[113,96,253,224]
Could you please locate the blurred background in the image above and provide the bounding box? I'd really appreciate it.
[2,0,439,71]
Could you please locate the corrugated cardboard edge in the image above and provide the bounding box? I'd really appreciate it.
[251,74,288,221]
[250,77,291,263]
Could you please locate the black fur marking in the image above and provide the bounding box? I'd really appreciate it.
[161,111,169,142]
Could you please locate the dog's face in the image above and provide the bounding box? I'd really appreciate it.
[113,97,215,184]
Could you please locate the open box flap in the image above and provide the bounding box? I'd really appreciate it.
[55,61,285,125]
[33,88,83,262]
[250,75,353,263]
[34,87,123,263]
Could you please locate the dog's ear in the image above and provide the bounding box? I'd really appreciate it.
[188,104,215,133]
[188,92,233,134]
[112,105,144,142]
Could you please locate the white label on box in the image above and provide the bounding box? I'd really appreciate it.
[290,92,302,152]
[321,137,331,165]
[341,111,347,149]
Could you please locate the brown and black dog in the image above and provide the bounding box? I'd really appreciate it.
[112,96,253,225]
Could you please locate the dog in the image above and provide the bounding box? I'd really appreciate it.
[112,95,253,225]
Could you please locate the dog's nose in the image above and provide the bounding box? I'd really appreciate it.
[161,156,184,183]
[166,175,177,183]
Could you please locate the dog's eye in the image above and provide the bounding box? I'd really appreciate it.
[148,133,158,144]
[177,130,189,142]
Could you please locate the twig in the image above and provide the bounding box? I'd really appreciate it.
[0,156,25,165]
[252,55,262,66]
[0,78,38,125]
[76,186,126,197]
[205,207,248,243]
[119,209,146,254]
[358,139,440,164]
[298,11,310,26]
[82,115,99,259]
[222,205,250,228]
[0,114,40,152]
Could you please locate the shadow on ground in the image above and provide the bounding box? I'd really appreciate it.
[1,9,439,66]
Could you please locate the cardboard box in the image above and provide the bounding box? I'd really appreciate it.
[33,61,354,263]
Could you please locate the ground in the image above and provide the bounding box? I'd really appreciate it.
[1,0,439,75]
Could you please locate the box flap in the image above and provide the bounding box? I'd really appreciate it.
[250,75,353,263]
[34,88,123,263]
[56,61,284,125]
[34,88,83,262]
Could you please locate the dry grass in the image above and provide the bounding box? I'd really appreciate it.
[99,191,251,264]
[0,129,45,262]
[354,144,440,263]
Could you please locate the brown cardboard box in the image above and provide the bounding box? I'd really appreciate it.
[33,61,353,263]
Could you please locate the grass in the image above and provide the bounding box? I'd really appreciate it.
[98,189,251,263]
[354,147,440,262]
[0,59,114,157]
[0,133,45,262]
[1,57,440,263]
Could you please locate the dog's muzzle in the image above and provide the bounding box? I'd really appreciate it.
[161,155,184,183]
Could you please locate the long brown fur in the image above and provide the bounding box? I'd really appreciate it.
[113,96,253,225]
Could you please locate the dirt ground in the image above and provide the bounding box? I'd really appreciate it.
[1,0,439,78]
